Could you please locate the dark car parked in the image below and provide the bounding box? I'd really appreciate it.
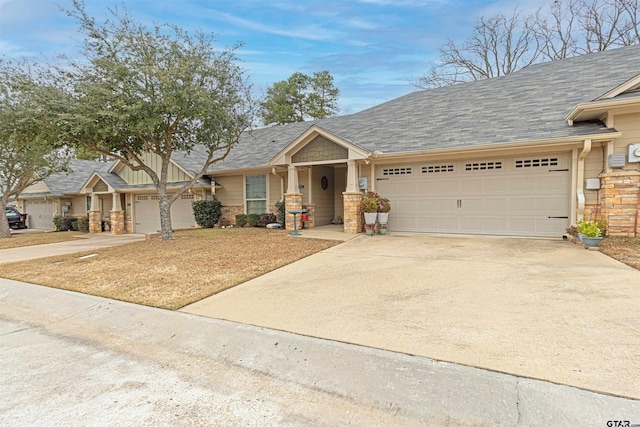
[5,206,28,229]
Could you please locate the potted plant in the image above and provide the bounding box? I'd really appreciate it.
[364,223,375,236]
[377,196,391,225]
[576,220,603,248]
[360,192,379,225]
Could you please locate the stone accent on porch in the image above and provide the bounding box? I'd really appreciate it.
[599,171,640,237]
[88,210,102,233]
[285,193,303,231]
[110,210,125,235]
[125,215,133,234]
[342,192,363,234]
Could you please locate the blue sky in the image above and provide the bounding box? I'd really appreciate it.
[0,0,547,114]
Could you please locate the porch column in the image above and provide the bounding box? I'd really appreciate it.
[88,193,102,234]
[342,191,363,234]
[110,192,125,235]
[285,165,302,231]
[346,160,358,192]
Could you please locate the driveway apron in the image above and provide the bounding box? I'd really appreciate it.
[182,233,640,400]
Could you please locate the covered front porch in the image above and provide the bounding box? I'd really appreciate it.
[270,125,369,234]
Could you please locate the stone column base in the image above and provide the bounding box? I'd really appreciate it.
[110,210,125,235]
[285,193,303,231]
[599,171,640,237]
[125,216,133,234]
[88,210,102,234]
[342,192,363,234]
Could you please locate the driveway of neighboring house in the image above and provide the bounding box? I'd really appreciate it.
[182,233,640,400]
[0,233,146,264]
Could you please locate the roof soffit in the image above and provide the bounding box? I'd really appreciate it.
[269,125,369,166]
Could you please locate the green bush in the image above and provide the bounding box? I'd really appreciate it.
[577,220,602,237]
[192,199,223,228]
[71,219,79,231]
[247,213,260,227]
[53,215,62,232]
[235,214,247,227]
[58,216,77,232]
[257,213,277,227]
[275,200,285,225]
[76,216,89,232]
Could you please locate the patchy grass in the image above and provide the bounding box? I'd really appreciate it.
[599,236,640,271]
[0,228,339,310]
[0,232,84,250]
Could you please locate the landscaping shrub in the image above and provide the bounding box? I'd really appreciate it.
[58,216,77,232]
[257,213,277,227]
[71,219,79,231]
[247,213,260,227]
[235,214,248,227]
[76,216,90,232]
[275,200,285,225]
[53,215,62,232]
[192,199,223,228]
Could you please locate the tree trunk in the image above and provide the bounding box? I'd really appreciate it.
[0,202,12,238]
[158,197,173,241]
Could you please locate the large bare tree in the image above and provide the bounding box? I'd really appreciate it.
[417,0,640,88]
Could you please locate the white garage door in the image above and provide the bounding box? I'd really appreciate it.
[134,194,196,234]
[376,153,571,237]
[24,200,54,229]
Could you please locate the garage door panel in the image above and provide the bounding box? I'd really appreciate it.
[482,198,508,213]
[25,200,53,229]
[376,153,570,237]
[134,194,195,234]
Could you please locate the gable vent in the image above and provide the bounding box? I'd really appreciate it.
[465,161,503,171]
[515,158,558,168]
[382,167,412,176]
[422,164,454,174]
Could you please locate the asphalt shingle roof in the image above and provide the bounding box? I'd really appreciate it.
[44,159,114,195]
[192,44,640,173]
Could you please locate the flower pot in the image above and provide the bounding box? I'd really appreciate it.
[377,212,389,225]
[378,228,387,235]
[365,228,374,236]
[582,236,602,248]
[364,212,377,225]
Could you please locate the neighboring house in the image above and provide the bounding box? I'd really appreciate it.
[18,45,640,237]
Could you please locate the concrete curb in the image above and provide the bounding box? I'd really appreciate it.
[1,278,638,425]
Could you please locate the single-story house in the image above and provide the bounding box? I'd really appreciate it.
[18,44,640,237]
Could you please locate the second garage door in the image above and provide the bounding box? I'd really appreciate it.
[375,153,571,237]
[24,199,54,229]
[134,194,196,234]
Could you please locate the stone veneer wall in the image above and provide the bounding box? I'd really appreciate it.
[88,210,102,233]
[342,192,363,234]
[285,193,302,231]
[599,171,640,237]
[220,205,244,225]
[110,210,125,235]
[126,215,133,234]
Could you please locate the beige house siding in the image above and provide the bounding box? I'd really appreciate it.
[311,165,335,226]
[269,172,284,207]
[117,153,190,185]
[299,168,310,204]
[334,166,346,219]
[214,175,244,205]
[584,147,606,205]
[69,196,89,216]
[612,113,640,161]
[20,180,49,195]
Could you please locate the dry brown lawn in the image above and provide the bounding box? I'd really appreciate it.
[0,228,339,310]
[599,236,640,270]
[0,231,84,250]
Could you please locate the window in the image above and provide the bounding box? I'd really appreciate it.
[465,161,503,171]
[422,164,454,174]
[515,157,558,168]
[246,174,267,214]
[382,167,412,176]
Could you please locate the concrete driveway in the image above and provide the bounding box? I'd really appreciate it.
[182,233,640,400]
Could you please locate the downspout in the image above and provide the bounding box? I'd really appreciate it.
[576,139,591,222]
[271,168,284,201]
